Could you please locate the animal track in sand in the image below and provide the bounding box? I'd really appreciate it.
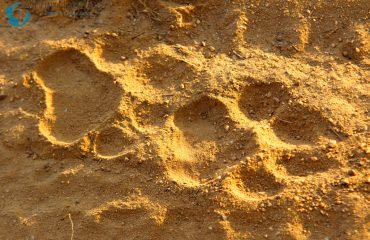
[174,96,228,141]
[225,162,285,202]
[239,82,339,145]
[239,82,290,121]
[34,49,121,144]
[94,126,136,158]
[169,96,257,184]
[271,103,338,144]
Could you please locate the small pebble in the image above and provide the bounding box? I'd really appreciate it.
[224,125,230,132]
[340,178,350,187]
[0,94,6,101]
[347,169,356,176]
[328,140,337,148]
[276,34,283,42]
[356,124,368,132]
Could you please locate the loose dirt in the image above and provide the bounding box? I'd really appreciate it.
[0,0,369,239]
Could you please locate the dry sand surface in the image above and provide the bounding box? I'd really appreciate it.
[0,0,369,239]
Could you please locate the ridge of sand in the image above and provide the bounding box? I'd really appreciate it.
[0,0,369,239]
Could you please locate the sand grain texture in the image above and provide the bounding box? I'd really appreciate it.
[0,0,369,239]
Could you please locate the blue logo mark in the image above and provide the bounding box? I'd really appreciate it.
[5,2,31,28]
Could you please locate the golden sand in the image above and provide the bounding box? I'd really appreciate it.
[0,0,369,239]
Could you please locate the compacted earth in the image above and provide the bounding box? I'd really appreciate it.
[0,0,369,239]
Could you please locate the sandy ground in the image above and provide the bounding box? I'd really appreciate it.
[0,0,369,239]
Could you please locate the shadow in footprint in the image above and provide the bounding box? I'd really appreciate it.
[239,82,290,121]
[238,165,284,196]
[272,103,338,145]
[174,96,229,142]
[94,126,135,158]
